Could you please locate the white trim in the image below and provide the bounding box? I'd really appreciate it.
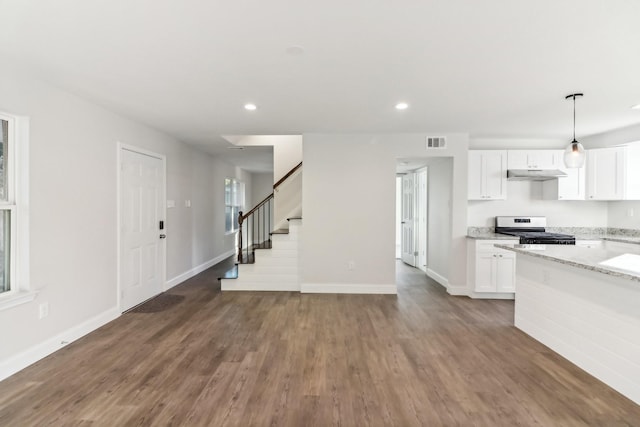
[469,291,514,300]
[165,250,235,290]
[0,307,120,381]
[0,290,37,311]
[0,113,30,300]
[426,268,449,289]
[221,280,300,292]
[15,117,30,292]
[446,285,471,296]
[116,142,167,312]
[301,283,397,294]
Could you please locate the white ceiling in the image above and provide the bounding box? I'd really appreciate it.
[2,0,640,153]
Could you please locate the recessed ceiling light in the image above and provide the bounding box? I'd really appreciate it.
[632,104,640,110]
[395,102,409,110]
[244,103,257,111]
[286,46,305,56]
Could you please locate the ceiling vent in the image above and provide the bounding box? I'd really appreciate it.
[426,136,446,149]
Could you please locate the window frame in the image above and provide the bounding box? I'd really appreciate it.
[224,177,245,235]
[0,112,33,311]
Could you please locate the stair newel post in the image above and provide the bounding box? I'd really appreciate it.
[237,211,244,263]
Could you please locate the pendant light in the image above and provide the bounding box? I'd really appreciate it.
[563,93,586,168]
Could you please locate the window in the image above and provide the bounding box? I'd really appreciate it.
[0,112,31,309]
[225,178,244,233]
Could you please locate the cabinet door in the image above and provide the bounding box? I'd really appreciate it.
[530,150,562,169]
[475,254,497,292]
[495,253,516,292]
[587,148,625,200]
[557,166,586,200]
[508,150,561,169]
[483,151,507,199]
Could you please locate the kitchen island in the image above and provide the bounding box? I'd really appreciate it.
[497,241,640,405]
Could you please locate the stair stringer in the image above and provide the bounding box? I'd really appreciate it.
[221,219,301,291]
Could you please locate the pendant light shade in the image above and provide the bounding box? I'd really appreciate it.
[563,93,586,168]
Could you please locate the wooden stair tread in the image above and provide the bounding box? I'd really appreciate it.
[218,265,238,280]
[270,229,289,235]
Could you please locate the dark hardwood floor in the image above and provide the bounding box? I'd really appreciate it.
[1,259,639,426]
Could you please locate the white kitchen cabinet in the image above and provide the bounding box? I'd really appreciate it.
[468,150,507,200]
[586,147,626,200]
[470,240,518,294]
[507,150,562,170]
[542,164,586,200]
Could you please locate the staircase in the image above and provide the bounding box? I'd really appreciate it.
[220,218,301,291]
[220,162,302,292]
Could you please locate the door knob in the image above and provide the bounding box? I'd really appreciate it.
[159,234,166,239]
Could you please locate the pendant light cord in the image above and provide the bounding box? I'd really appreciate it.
[573,95,576,142]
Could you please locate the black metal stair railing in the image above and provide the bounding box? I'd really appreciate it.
[236,161,302,264]
[237,194,273,264]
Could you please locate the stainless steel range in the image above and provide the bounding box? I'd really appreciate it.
[495,216,576,245]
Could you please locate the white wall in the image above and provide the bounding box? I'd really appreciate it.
[251,172,274,208]
[467,181,608,227]
[608,201,640,229]
[427,159,453,281]
[0,67,247,374]
[301,133,468,293]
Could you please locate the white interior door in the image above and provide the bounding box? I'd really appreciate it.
[119,147,165,311]
[401,173,416,266]
[416,169,428,272]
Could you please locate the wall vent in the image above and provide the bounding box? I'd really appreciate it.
[426,136,446,149]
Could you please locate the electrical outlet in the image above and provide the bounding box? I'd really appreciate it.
[348,261,355,271]
[39,302,49,319]
[185,200,191,208]
[628,208,634,217]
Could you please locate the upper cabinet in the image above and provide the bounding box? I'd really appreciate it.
[586,146,640,200]
[468,150,507,200]
[507,150,563,170]
[586,147,626,200]
[543,166,586,200]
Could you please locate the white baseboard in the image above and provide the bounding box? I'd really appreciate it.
[426,268,449,289]
[469,291,514,300]
[446,285,470,296]
[301,283,397,294]
[221,281,300,292]
[165,250,234,290]
[0,307,120,382]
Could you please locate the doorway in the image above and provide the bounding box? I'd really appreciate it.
[397,166,428,272]
[118,144,166,312]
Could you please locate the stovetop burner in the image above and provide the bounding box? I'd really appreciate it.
[495,216,576,245]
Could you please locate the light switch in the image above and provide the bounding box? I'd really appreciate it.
[185,200,191,208]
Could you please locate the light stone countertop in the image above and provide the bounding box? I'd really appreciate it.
[495,242,640,283]
[466,232,520,240]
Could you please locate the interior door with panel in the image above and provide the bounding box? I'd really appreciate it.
[401,173,416,267]
[120,147,165,311]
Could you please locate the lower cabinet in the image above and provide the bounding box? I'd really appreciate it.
[469,240,518,294]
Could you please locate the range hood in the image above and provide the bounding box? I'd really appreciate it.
[507,169,567,181]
